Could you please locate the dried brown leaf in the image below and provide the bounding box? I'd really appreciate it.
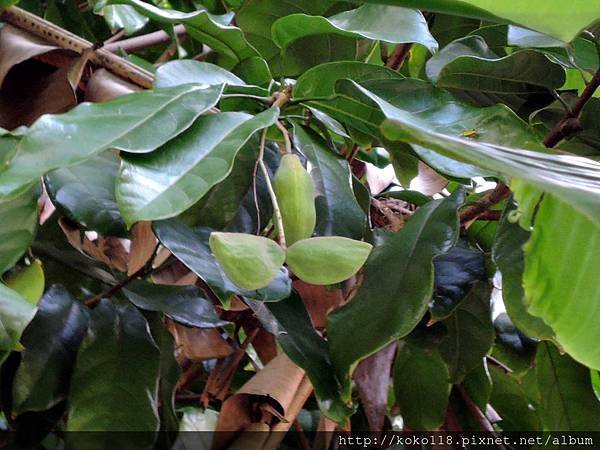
[128,221,157,275]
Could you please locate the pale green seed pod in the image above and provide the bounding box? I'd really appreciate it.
[209,232,285,290]
[273,153,316,245]
[286,236,372,285]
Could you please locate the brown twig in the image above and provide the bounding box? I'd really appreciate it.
[85,265,148,307]
[385,43,412,70]
[104,24,186,54]
[543,68,600,148]
[456,385,500,436]
[459,183,511,226]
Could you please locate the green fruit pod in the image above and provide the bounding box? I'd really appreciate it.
[273,153,316,245]
[209,232,285,291]
[286,236,372,285]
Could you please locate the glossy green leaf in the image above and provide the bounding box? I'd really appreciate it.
[0,183,39,275]
[492,204,554,340]
[523,194,600,369]
[426,35,496,82]
[286,237,372,286]
[0,283,36,353]
[327,190,463,383]
[236,0,356,77]
[154,60,245,88]
[435,50,565,107]
[45,152,127,237]
[272,4,437,52]
[536,342,600,430]
[393,341,450,430]
[103,5,148,35]
[67,301,160,437]
[507,26,566,48]
[13,285,88,414]
[293,125,365,239]
[0,84,223,197]
[489,366,541,431]
[123,281,228,328]
[153,220,291,302]
[264,292,353,422]
[108,0,258,65]
[4,259,45,305]
[439,282,494,383]
[209,232,285,291]
[360,0,600,42]
[116,108,278,225]
[343,82,600,228]
[462,359,492,410]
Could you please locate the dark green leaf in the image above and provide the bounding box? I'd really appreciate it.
[123,281,228,328]
[103,5,148,35]
[462,359,492,410]
[116,108,278,225]
[327,190,463,383]
[492,204,554,340]
[536,342,600,430]
[0,84,223,197]
[271,4,437,52]
[489,365,541,431]
[67,301,160,438]
[293,125,365,239]
[153,220,291,303]
[426,35,496,82]
[0,183,39,275]
[393,341,450,430]
[44,152,126,237]
[439,282,494,383]
[154,60,245,88]
[12,285,88,414]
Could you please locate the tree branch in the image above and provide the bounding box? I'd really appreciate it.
[104,25,186,54]
[543,68,600,148]
[385,43,412,70]
[459,183,511,226]
[85,265,148,308]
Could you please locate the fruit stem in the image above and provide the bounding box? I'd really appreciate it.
[258,128,288,249]
[275,120,292,154]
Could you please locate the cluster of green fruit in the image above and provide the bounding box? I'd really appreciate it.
[209,154,372,290]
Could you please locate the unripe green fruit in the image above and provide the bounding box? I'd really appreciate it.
[286,236,372,285]
[209,232,285,291]
[273,153,316,246]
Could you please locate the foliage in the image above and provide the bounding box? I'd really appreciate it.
[1,0,600,446]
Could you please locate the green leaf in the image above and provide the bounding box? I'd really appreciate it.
[0,84,223,197]
[536,342,600,430]
[0,283,36,353]
[12,285,88,414]
[435,50,565,107]
[263,292,353,422]
[507,25,566,48]
[4,259,45,305]
[426,35,496,82]
[327,190,463,383]
[123,281,228,328]
[153,220,291,302]
[360,0,600,43]
[209,232,285,291]
[108,0,258,65]
[523,194,600,369]
[462,359,492,410]
[103,5,148,35]
[293,125,365,239]
[345,82,600,228]
[492,204,554,340]
[286,237,372,286]
[67,301,160,437]
[489,366,541,431]
[0,183,39,275]
[439,282,494,383]
[271,4,437,53]
[116,108,278,225]
[236,0,357,77]
[45,152,127,237]
[154,60,245,88]
[393,341,450,430]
